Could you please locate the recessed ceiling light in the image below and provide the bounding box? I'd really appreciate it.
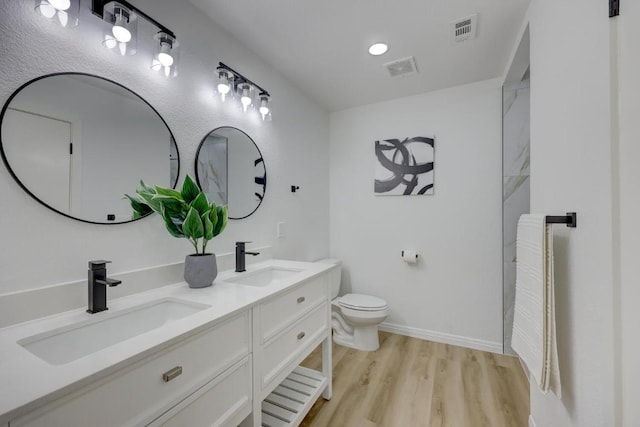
[368,43,388,56]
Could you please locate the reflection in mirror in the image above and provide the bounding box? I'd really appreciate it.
[0,73,179,224]
[195,127,266,219]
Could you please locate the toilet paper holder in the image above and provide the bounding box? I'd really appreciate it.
[401,250,419,259]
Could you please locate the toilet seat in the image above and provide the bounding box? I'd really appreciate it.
[338,293,388,311]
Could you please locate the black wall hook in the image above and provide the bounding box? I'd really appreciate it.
[291,185,300,193]
[545,212,577,228]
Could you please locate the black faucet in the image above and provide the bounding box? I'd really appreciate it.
[235,242,260,272]
[87,260,122,314]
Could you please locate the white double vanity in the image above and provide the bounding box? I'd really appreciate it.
[0,259,335,427]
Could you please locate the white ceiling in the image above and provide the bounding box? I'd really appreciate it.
[189,0,530,111]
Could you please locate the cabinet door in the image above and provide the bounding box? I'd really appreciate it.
[148,356,252,427]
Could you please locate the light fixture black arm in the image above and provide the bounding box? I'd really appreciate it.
[91,0,176,39]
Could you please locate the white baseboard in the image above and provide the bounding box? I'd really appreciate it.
[529,414,537,427]
[379,322,504,354]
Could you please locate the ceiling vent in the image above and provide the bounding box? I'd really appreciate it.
[383,56,418,78]
[452,14,478,43]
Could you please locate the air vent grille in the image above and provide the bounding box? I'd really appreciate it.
[383,56,418,78]
[452,14,477,43]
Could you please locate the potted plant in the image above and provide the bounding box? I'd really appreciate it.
[125,175,228,288]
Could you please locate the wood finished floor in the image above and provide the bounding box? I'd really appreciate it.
[299,332,529,427]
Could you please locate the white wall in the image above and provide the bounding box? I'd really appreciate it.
[527,0,616,425]
[617,3,640,426]
[0,0,330,295]
[329,79,503,351]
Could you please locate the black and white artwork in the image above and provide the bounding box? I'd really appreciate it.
[374,136,435,195]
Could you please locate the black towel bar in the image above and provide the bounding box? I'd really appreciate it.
[545,212,577,228]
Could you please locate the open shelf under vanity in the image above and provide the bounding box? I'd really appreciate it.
[260,367,327,427]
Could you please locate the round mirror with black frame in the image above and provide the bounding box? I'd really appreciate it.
[195,127,266,220]
[0,72,180,224]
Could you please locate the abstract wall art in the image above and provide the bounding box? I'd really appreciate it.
[374,136,435,195]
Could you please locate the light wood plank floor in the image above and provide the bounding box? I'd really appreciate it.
[299,332,529,427]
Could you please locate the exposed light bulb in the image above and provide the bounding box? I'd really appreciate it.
[259,97,270,120]
[158,52,174,67]
[217,83,230,95]
[112,8,132,43]
[217,83,230,101]
[241,96,252,112]
[48,0,70,10]
[152,33,178,77]
[216,70,232,101]
[156,40,174,67]
[240,85,252,112]
[112,24,132,43]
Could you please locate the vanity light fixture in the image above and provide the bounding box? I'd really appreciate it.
[215,62,272,120]
[35,0,79,27]
[259,94,271,121]
[239,83,253,112]
[216,69,234,102]
[100,2,137,56]
[92,0,179,76]
[151,32,179,77]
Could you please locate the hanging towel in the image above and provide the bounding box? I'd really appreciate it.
[511,214,561,398]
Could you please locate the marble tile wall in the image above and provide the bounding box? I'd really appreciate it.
[503,79,530,355]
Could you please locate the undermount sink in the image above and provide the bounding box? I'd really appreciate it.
[18,298,210,365]
[227,266,303,287]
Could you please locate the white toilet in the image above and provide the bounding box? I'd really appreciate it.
[317,259,389,351]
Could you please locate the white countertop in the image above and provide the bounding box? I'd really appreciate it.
[0,259,334,424]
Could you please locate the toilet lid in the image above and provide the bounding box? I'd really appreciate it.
[338,293,388,311]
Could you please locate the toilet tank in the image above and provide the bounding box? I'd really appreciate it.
[316,258,342,299]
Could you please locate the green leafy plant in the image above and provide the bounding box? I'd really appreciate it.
[125,175,228,255]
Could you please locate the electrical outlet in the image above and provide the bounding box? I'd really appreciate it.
[277,222,285,239]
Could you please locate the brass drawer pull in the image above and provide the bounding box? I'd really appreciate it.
[162,366,183,382]
[297,331,306,340]
[297,296,305,304]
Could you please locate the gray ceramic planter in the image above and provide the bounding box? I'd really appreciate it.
[184,253,217,288]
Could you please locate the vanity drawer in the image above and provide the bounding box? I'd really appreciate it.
[148,356,251,427]
[12,312,250,427]
[260,275,327,341]
[261,302,327,388]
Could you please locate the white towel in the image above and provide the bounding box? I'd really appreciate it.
[511,214,561,398]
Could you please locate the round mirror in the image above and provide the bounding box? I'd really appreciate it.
[0,73,180,224]
[0,73,179,224]
[195,127,266,219]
